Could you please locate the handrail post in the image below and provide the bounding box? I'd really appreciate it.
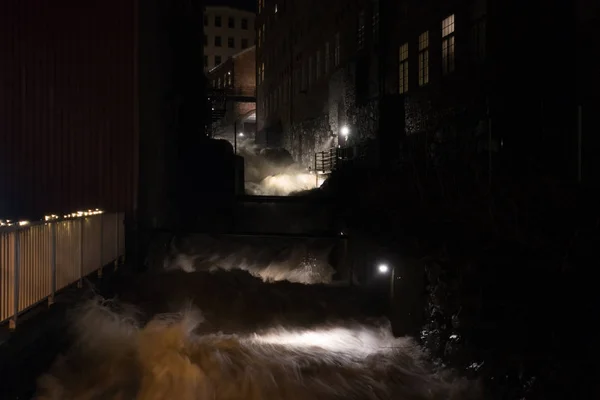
[114,213,119,269]
[78,218,84,288]
[49,222,56,306]
[9,231,20,330]
[98,214,103,278]
[314,152,318,188]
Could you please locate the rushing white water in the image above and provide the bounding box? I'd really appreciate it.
[37,234,480,399]
[36,298,479,400]
[237,142,324,196]
[161,235,337,285]
[246,172,321,196]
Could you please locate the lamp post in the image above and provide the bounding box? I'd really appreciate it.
[378,263,395,302]
[234,120,237,154]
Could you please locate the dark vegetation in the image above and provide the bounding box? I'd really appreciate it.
[323,156,599,399]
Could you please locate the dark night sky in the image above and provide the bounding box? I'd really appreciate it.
[206,0,256,12]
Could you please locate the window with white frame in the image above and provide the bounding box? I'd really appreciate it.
[334,33,340,66]
[357,10,366,50]
[399,43,409,94]
[372,0,380,43]
[471,17,486,63]
[442,14,456,74]
[324,42,330,73]
[316,50,321,79]
[308,56,313,86]
[418,31,429,86]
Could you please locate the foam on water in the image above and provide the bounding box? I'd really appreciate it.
[162,235,337,285]
[36,299,480,400]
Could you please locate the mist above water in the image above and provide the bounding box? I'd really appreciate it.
[239,142,321,196]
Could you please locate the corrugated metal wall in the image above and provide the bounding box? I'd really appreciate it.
[0,0,138,220]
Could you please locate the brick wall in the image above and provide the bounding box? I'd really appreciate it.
[233,46,255,95]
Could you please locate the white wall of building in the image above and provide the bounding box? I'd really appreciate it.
[204,6,256,71]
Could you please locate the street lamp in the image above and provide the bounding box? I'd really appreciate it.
[378,264,389,274]
[340,125,350,137]
[238,132,244,137]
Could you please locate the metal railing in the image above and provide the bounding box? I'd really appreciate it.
[315,148,338,173]
[314,143,372,175]
[0,212,125,328]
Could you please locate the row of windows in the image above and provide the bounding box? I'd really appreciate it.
[399,14,455,94]
[259,33,342,118]
[258,32,341,87]
[204,14,252,30]
[211,72,233,89]
[204,35,253,49]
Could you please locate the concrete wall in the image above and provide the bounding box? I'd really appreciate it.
[233,198,338,235]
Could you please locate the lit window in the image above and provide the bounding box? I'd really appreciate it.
[324,42,330,73]
[334,33,340,66]
[418,31,429,86]
[275,4,278,13]
[442,14,456,74]
[399,43,408,94]
[316,50,321,79]
[357,11,366,50]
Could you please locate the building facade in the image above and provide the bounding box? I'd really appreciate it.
[256,0,378,167]
[204,6,256,71]
[382,0,577,179]
[208,46,257,142]
[256,0,583,181]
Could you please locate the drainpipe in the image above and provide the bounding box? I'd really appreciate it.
[577,105,582,182]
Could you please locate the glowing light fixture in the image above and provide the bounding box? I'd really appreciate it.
[239,132,244,137]
[340,125,350,137]
[378,264,390,274]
